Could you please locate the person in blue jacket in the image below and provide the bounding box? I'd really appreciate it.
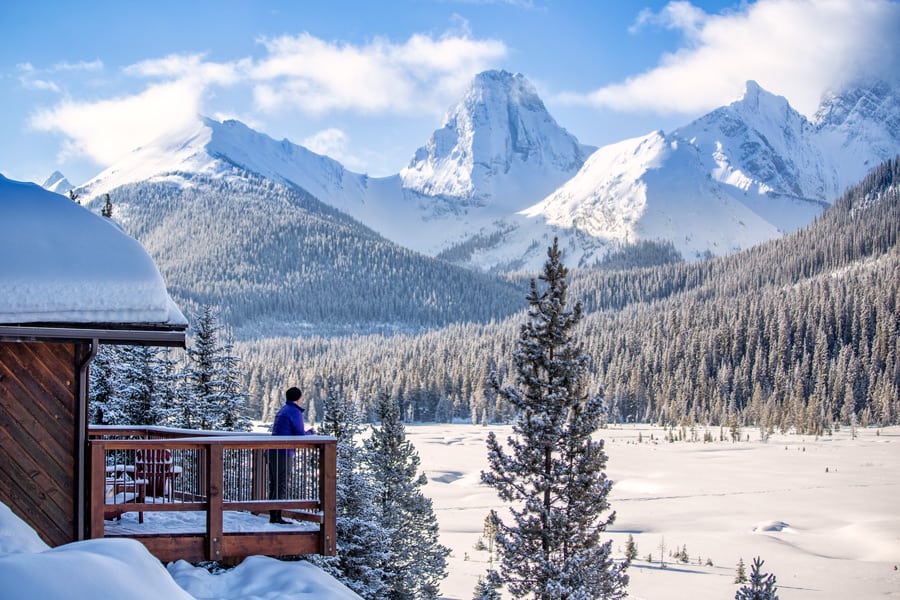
[268,386,315,524]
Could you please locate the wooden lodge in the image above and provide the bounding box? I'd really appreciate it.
[0,176,335,562]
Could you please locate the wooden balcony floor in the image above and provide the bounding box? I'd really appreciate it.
[104,509,320,535]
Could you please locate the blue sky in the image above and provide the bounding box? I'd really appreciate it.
[2,0,898,186]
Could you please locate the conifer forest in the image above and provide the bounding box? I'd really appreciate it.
[237,159,900,435]
[91,159,899,436]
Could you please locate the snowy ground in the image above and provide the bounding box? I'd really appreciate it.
[406,423,900,600]
[2,424,897,599]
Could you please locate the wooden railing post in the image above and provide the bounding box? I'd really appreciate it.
[206,443,224,562]
[319,441,336,556]
[88,441,106,539]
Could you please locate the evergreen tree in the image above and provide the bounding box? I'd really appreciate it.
[735,557,747,584]
[88,345,121,424]
[364,392,449,599]
[481,238,629,599]
[116,345,159,426]
[181,305,251,431]
[101,193,113,218]
[624,534,638,563]
[89,345,181,426]
[308,379,391,599]
[214,333,252,431]
[472,571,503,600]
[149,347,184,427]
[735,557,779,600]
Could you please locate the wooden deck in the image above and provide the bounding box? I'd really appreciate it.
[88,426,336,563]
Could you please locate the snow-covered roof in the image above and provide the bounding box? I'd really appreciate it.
[0,174,187,329]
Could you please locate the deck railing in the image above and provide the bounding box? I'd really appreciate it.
[87,426,336,563]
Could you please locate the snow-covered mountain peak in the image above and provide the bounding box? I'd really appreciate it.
[737,80,793,117]
[400,69,591,212]
[79,115,367,206]
[673,80,826,202]
[41,171,73,195]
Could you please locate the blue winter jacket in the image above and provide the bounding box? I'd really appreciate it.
[272,401,308,436]
[271,402,310,456]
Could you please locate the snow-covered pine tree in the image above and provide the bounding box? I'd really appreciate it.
[214,333,252,431]
[735,557,747,583]
[181,305,251,431]
[364,392,449,600]
[624,534,638,563]
[307,378,391,599]
[472,571,503,600]
[90,345,179,426]
[481,238,629,599]
[117,345,160,425]
[89,345,123,424]
[149,347,184,427]
[735,556,779,600]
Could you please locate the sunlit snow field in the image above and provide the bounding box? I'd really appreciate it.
[406,424,900,600]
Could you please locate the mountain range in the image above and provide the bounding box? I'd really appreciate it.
[70,71,899,273]
[42,70,900,335]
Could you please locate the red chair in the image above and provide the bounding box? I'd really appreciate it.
[135,449,180,501]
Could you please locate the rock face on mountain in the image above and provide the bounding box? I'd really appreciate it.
[400,70,592,213]
[813,79,900,194]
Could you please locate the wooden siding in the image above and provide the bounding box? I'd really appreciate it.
[0,341,79,547]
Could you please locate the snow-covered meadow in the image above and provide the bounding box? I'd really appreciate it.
[408,423,900,599]
[1,423,897,599]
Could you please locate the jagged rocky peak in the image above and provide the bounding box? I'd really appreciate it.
[738,80,791,114]
[673,79,826,199]
[400,69,590,206]
[694,80,809,139]
[814,78,900,138]
[42,171,73,194]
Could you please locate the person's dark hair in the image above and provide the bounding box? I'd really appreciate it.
[285,387,302,403]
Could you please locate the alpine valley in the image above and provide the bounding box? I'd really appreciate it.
[34,67,899,432]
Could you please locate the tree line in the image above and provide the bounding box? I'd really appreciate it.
[237,158,900,435]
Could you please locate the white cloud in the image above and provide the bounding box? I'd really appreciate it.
[30,80,203,165]
[16,60,105,94]
[250,32,506,115]
[125,53,245,86]
[301,128,366,170]
[20,78,60,93]
[28,31,506,169]
[28,53,247,167]
[563,0,900,117]
[630,1,707,38]
[51,59,104,72]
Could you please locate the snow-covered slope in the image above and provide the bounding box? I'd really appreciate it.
[80,117,369,210]
[522,131,782,263]
[400,70,591,213]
